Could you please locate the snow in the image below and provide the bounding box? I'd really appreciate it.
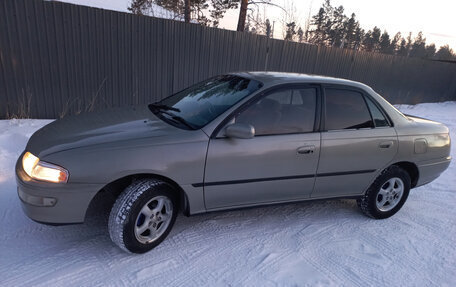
[0,102,455,286]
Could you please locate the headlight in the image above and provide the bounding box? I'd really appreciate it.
[22,152,69,183]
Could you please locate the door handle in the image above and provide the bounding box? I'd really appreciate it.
[297,145,315,154]
[379,141,394,148]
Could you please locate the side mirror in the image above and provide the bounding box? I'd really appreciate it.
[225,123,255,139]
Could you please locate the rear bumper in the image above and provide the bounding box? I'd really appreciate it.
[416,156,451,187]
[16,157,103,224]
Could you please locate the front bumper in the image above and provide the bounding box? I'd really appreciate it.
[16,157,103,224]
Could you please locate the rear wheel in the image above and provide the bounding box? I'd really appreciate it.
[357,165,411,219]
[108,179,178,253]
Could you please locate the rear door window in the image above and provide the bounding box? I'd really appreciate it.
[325,88,374,130]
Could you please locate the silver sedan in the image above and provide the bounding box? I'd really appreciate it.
[16,72,451,253]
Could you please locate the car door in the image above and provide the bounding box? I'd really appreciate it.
[203,85,321,210]
[311,86,398,199]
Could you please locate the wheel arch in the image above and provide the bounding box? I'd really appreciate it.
[390,161,419,188]
[90,173,191,217]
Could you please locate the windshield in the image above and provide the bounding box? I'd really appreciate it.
[150,75,263,129]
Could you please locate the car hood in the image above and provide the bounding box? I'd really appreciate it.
[26,106,195,157]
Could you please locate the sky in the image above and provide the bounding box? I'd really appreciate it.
[218,0,456,50]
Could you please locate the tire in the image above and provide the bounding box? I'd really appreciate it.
[357,165,411,219]
[108,179,178,253]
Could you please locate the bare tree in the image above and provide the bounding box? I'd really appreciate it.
[280,0,297,40]
[302,0,313,42]
[237,0,285,32]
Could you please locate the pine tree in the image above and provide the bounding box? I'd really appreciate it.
[409,31,427,58]
[308,7,327,45]
[330,5,347,47]
[128,0,213,24]
[321,0,333,45]
[344,13,358,49]
[154,0,181,15]
[193,0,210,25]
[353,26,364,50]
[308,0,344,46]
[371,26,381,52]
[397,37,408,56]
[435,45,455,61]
[362,27,380,52]
[362,30,374,51]
[405,32,412,57]
[424,44,436,59]
[390,32,402,55]
[379,31,391,54]
[210,0,239,27]
[129,0,150,15]
[128,0,240,27]
[285,22,296,41]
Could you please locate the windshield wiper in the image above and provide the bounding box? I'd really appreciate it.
[168,115,196,130]
[149,103,180,112]
[151,108,196,130]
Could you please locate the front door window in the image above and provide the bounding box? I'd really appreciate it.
[236,88,317,135]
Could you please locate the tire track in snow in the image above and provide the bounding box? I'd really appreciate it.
[1,241,99,286]
[293,225,367,287]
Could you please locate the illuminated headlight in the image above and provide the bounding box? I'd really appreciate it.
[22,152,69,183]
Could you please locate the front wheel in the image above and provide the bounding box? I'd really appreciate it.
[357,165,411,219]
[108,179,178,253]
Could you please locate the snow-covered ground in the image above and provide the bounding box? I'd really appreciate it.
[0,102,455,286]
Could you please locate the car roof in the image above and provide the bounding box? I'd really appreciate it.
[231,71,372,91]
